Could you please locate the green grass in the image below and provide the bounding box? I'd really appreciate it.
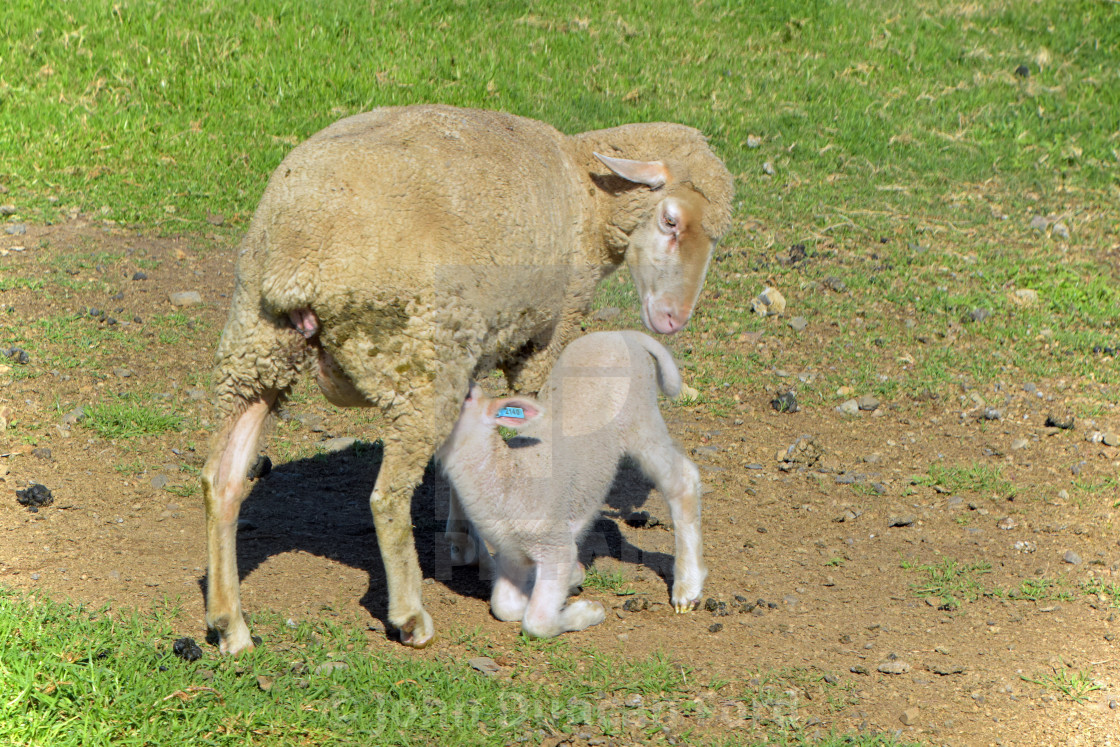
[582,566,636,596]
[1022,663,1105,704]
[83,398,183,439]
[912,462,1017,500]
[901,556,992,610]
[0,588,740,746]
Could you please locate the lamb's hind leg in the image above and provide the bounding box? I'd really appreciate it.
[202,392,277,654]
[631,441,707,612]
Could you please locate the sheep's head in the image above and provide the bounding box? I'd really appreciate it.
[595,152,731,335]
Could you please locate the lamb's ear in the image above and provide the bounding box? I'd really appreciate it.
[487,398,543,428]
[594,153,669,189]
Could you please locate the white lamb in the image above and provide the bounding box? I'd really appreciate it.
[436,331,706,638]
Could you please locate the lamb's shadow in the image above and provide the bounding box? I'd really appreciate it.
[208,445,677,634]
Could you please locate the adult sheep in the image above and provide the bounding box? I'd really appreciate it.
[202,104,733,653]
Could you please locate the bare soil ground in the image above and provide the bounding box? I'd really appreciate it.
[3,218,1120,746]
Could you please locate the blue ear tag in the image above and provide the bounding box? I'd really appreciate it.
[496,406,524,419]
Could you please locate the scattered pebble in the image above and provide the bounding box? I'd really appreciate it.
[1046,413,1075,430]
[822,276,847,293]
[1052,222,1070,240]
[771,391,799,414]
[966,308,991,323]
[850,665,869,675]
[708,623,723,633]
[1010,438,1029,451]
[751,286,786,316]
[746,135,762,148]
[168,291,203,307]
[623,597,650,613]
[256,675,274,692]
[468,657,501,676]
[899,707,920,726]
[787,316,808,332]
[1009,288,1039,306]
[1029,215,1050,231]
[1063,550,1082,565]
[319,436,358,453]
[1104,432,1120,447]
[857,394,879,412]
[172,637,203,662]
[132,271,148,281]
[888,515,916,528]
[0,205,16,216]
[836,399,860,416]
[150,474,170,491]
[1014,540,1036,553]
[591,306,620,322]
[762,161,775,176]
[978,407,1001,421]
[4,223,27,236]
[877,659,911,675]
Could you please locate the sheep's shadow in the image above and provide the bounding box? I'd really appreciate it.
[205,444,678,635]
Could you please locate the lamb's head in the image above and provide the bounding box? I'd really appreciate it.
[594,144,733,335]
[439,383,544,460]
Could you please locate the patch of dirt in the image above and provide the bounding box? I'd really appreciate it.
[3,218,1120,745]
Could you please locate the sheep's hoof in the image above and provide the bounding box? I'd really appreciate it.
[397,610,435,649]
[673,598,701,614]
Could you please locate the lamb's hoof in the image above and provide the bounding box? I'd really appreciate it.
[673,598,701,614]
[397,610,435,649]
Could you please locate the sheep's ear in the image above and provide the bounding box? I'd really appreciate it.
[487,398,542,428]
[594,153,669,189]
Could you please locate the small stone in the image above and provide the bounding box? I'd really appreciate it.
[1009,288,1039,306]
[31,447,51,460]
[1029,215,1050,231]
[319,436,358,453]
[837,399,860,416]
[762,161,775,176]
[4,223,27,235]
[0,205,16,216]
[978,407,1001,421]
[256,675,274,691]
[314,661,350,675]
[113,367,133,378]
[823,276,847,293]
[150,474,170,490]
[751,286,786,316]
[1104,432,1120,447]
[622,597,650,613]
[1052,222,1070,240]
[1046,413,1075,430]
[172,637,203,662]
[186,388,207,401]
[787,316,808,332]
[625,693,644,708]
[1011,438,1029,451]
[997,517,1018,530]
[746,135,762,148]
[877,660,911,675]
[966,308,991,323]
[857,394,879,411]
[888,515,916,528]
[168,291,203,307]
[678,382,700,402]
[1063,550,1082,565]
[931,663,965,675]
[132,271,148,281]
[850,665,869,675]
[1014,540,1036,553]
[206,212,226,226]
[468,657,501,676]
[771,391,799,414]
[708,623,723,633]
[899,708,920,726]
[591,306,621,322]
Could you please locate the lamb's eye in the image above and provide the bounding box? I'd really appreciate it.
[664,216,676,228]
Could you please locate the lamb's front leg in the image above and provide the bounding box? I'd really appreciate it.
[445,487,494,578]
[521,548,605,638]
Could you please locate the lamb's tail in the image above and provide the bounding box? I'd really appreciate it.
[627,331,683,399]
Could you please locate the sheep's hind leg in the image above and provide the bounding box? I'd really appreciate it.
[201,393,277,654]
[631,442,707,612]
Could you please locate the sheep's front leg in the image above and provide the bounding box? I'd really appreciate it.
[202,394,276,654]
[369,437,436,648]
[633,443,707,612]
[521,548,605,638]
